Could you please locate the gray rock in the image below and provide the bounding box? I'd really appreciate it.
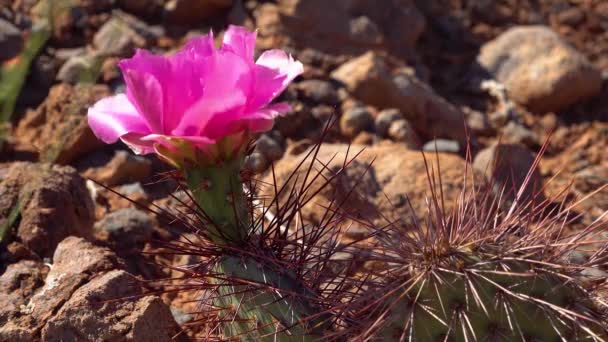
[170,306,193,325]
[477,25,602,113]
[501,121,539,147]
[349,16,384,45]
[117,182,148,197]
[388,119,419,149]
[255,134,284,162]
[56,54,101,84]
[244,152,269,174]
[94,208,155,247]
[375,108,402,138]
[93,17,143,57]
[340,106,374,138]
[54,47,87,62]
[422,139,460,153]
[297,79,339,105]
[0,19,22,61]
[473,144,545,206]
[580,267,608,283]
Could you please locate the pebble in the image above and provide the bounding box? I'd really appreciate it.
[297,79,339,105]
[375,108,402,138]
[422,139,460,153]
[340,106,374,138]
[0,18,23,61]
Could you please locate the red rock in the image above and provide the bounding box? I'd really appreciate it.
[0,163,95,258]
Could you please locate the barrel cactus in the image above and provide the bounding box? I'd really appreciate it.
[350,168,608,341]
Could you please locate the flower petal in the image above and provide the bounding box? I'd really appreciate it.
[87,94,151,144]
[120,50,172,133]
[221,25,256,61]
[249,50,303,109]
[173,50,252,138]
[245,102,293,132]
[182,32,216,58]
[121,133,156,155]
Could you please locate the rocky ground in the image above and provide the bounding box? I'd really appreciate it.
[1,0,607,340]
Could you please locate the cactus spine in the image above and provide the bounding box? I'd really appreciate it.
[184,156,324,341]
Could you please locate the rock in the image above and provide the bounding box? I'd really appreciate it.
[348,16,384,45]
[542,124,608,224]
[557,7,585,26]
[262,143,478,228]
[352,131,375,145]
[256,0,425,56]
[56,54,102,84]
[1,241,38,264]
[422,139,460,153]
[501,121,539,148]
[274,105,319,139]
[297,79,339,105]
[83,150,152,187]
[228,0,254,28]
[0,260,46,326]
[41,270,183,341]
[54,47,87,63]
[94,208,155,249]
[340,106,374,138]
[49,236,120,278]
[118,182,148,198]
[311,105,341,137]
[1,236,182,341]
[255,134,284,162]
[170,306,193,325]
[117,0,164,18]
[375,108,402,137]
[332,52,472,146]
[462,107,494,136]
[15,84,111,164]
[0,237,120,341]
[93,16,145,57]
[473,144,544,206]
[477,26,602,113]
[0,18,22,61]
[0,260,47,341]
[164,0,233,25]
[0,163,94,258]
[244,152,269,174]
[387,119,419,148]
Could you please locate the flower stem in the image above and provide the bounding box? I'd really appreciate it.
[184,157,248,244]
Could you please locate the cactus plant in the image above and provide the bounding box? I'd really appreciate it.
[348,155,608,341]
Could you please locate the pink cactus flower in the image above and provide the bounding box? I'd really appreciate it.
[87,25,303,161]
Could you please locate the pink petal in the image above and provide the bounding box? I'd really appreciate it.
[245,103,293,132]
[119,50,170,132]
[121,133,156,155]
[173,50,253,138]
[182,32,216,58]
[221,25,256,61]
[249,50,303,110]
[87,94,151,144]
[119,49,209,134]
